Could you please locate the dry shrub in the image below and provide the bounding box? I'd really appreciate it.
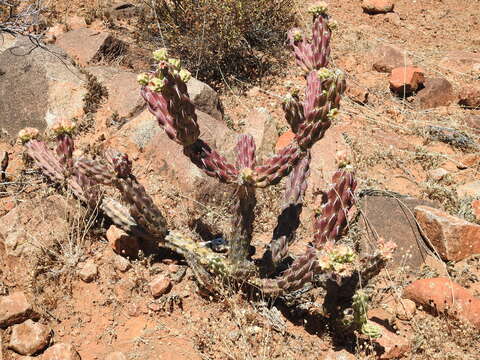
[135,0,297,86]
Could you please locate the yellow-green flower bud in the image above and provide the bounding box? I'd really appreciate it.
[168,58,181,70]
[328,19,338,30]
[308,1,328,17]
[317,67,333,80]
[327,108,339,120]
[52,119,76,136]
[153,48,169,62]
[137,73,150,86]
[148,77,165,92]
[179,69,191,83]
[18,127,39,144]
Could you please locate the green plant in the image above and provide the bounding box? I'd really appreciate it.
[20,5,393,302]
[135,0,297,85]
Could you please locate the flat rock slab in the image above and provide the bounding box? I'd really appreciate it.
[0,37,87,138]
[359,194,437,269]
[56,28,127,66]
[0,292,38,329]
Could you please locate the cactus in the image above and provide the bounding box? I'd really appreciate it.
[19,3,394,316]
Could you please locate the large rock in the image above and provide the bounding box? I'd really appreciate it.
[373,324,410,359]
[42,343,81,360]
[372,45,412,73]
[87,66,144,118]
[389,66,425,96]
[440,51,480,74]
[359,195,437,268]
[242,108,278,161]
[415,206,480,261]
[0,292,37,329]
[458,86,480,109]
[56,28,127,66]
[0,37,87,138]
[404,277,480,329]
[415,77,455,109]
[8,320,51,355]
[187,77,223,120]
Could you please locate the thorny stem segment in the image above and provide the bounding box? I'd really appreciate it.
[228,184,256,275]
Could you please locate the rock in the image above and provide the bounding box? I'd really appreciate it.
[0,37,87,138]
[322,349,356,360]
[275,131,296,152]
[42,343,81,360]
[464,115,480,134]
[78,262,98,283]
[87,66,144,118]
[384,12,401,26]
[457,181,480,199]
[423,255,448,276]
[0,292,37,328]
[187,77,223,121]
[415,206,480,261]
[373,324,410,359]
[458,86,480,109]
[106,225,139,258]
[149,275,172,298]
[0,196,83,287]
[0,33,16,53]
[415,77,455,109]
[361,0,394,14]
[390,299,416,321]
[427,167,449,181]
[372,45,411,73]
[346,83,369,104]
[404,277,480,329]
[243,108,278,160]
[389,66,425,96]
[56,28,127,66]
[472,200,480,221]
[113,254,131,272]
[105,352,127,360]
[359,195,437,268]
[440,51,480,74]
[8,320,50,355]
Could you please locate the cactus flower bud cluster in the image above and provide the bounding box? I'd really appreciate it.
[18,127,39,144]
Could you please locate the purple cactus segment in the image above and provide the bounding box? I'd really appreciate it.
[184,140,238,183]
[111,153,133,178]
[141,86,179,143]
[253,144,303,187]
[56,134,74,170]
[275,247,318,292]
[25,139,65,183]
[313,169,357,249]
[283,151,311,207]
[282,93,305,133]
[235,134,256,171]
[76,159,115,186]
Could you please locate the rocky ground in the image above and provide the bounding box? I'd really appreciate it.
[0,0,480,359]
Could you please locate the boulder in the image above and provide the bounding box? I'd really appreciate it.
[275,131,295,152]
[8,320,51,355]
[389,66,425,96]
[187,77,223,121]
[440,51,480,74]
[415,77,455,109]
[0,37,87,138]
[242,108,278,160]
[373,324,410,359]
[427,167,449,181]
[371,45,411,73]
[361,0,394,14]
[458,86,480,109]
[56,28,127,66]
[0,292,38,329]
[404,277,480,329]
[415,206,480,261]
[346,83,369,104]
[464,115,480,134]
[87,66,144,118]
[42,343,81,360]
[359,195,437,268]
